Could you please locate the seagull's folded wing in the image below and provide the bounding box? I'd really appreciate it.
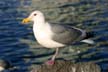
[50,24,85,45]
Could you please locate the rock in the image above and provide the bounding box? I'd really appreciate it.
[0,59,12,71]
[31,60,101,72]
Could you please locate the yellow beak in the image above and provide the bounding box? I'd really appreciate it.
[22,18,31,24]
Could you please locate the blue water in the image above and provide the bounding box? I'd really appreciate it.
[0,0,108,72]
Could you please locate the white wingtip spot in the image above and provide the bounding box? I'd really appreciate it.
[81,39,95,44]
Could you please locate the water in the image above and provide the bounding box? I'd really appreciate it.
[0,0,108,72]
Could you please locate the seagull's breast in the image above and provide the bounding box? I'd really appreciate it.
[33,23,65,48]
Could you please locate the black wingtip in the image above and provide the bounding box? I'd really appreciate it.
[84,31,95,39]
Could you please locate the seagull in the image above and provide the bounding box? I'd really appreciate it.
[22,10,94,65]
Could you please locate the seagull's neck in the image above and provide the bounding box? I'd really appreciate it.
[33,15,46,30]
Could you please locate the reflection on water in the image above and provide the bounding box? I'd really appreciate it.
[0,0,108,72]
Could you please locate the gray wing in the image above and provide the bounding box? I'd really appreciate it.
[50,24,85,45]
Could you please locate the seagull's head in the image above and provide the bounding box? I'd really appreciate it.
[22,10,44,24]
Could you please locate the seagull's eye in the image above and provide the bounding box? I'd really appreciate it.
[34,14,37,16]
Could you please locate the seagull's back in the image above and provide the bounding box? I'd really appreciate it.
[50,23,86,44]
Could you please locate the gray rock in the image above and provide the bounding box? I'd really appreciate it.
[31,60,101,72]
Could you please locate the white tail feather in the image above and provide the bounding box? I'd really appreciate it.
[81,39,95,44]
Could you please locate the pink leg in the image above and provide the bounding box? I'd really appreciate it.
[45,48,59,65]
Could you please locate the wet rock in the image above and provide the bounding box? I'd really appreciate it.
[0,59,12,71]
[31,60,101,72]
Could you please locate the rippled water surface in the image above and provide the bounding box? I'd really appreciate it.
[0,0,108,72]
